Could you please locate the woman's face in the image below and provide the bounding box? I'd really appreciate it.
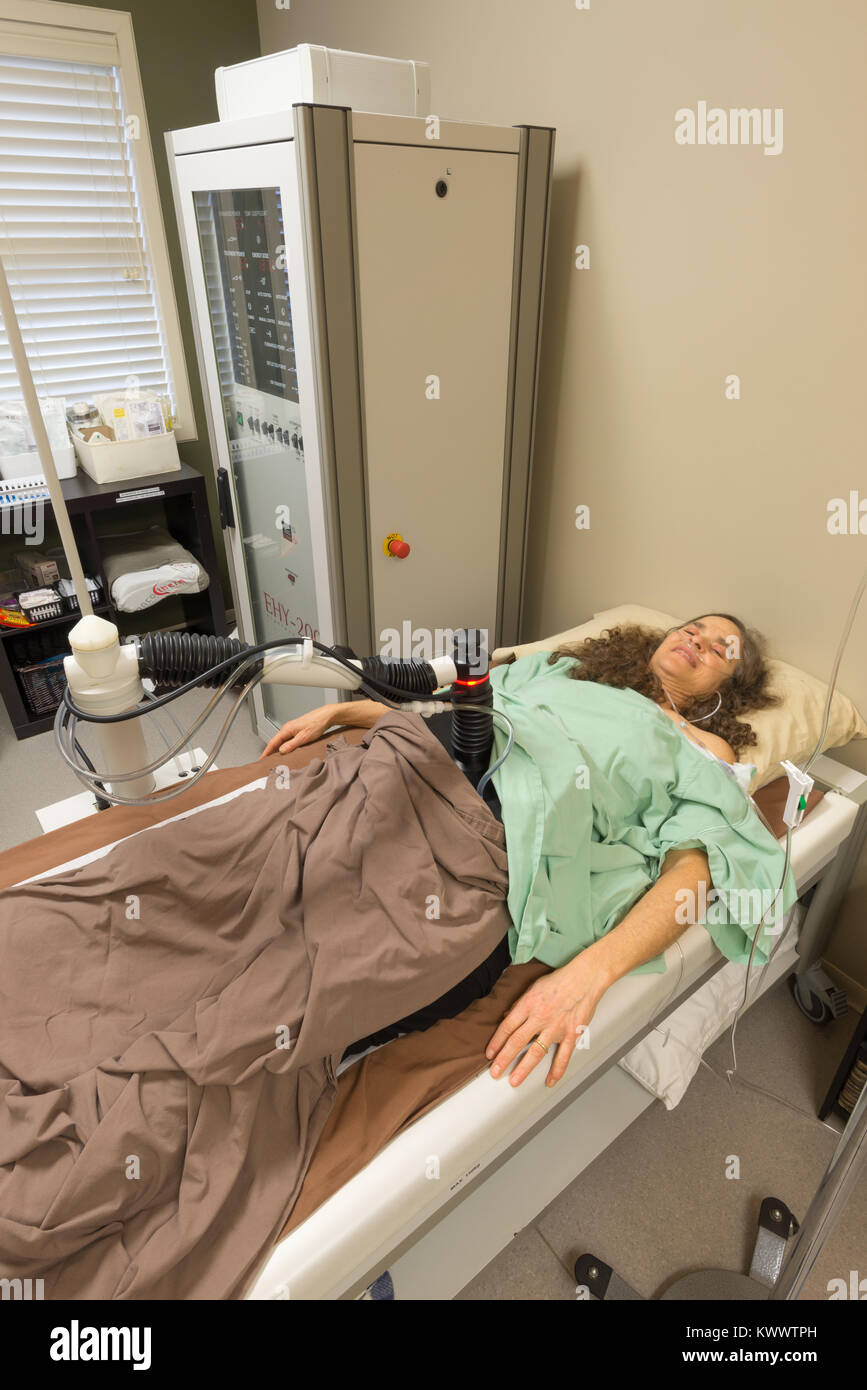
[650,615,743,703]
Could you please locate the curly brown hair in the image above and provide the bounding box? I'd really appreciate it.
[549,615,779,757]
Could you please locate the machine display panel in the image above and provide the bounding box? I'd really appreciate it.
[194,186,322,728]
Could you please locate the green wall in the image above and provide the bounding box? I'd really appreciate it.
[59,0,262,608]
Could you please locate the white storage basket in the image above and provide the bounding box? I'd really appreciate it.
[0,444,76,481]
[72,431,181,485]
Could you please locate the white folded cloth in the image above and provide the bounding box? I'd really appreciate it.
[99,526,209,613]
[110,562,207,613]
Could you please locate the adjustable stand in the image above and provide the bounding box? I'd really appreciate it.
[574,1078,867,1300]
[575,1198,798,1300]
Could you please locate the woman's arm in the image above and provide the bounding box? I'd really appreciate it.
[260,698,390,757]
[327,698,391,730]
[485,847,710,1088]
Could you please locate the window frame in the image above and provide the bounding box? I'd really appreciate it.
[0,0,195,439]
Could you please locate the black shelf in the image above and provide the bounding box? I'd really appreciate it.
[0,604,112,641]
[0,462,226,739]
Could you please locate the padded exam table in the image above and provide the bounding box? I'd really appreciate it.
[4,731,862,1301]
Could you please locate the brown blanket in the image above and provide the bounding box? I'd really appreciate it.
[0,711,512,1300]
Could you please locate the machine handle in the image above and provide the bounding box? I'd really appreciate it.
[217,467,235,530]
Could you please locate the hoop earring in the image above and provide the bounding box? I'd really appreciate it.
[688,691,722,724]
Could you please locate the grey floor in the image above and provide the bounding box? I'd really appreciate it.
[458,980,865,1301]
[0,683,264,852]
[2,694,864,1303]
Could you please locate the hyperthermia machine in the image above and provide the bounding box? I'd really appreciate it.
[51,47,555,800]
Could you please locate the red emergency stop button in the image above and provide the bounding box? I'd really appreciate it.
[383,532,410,558]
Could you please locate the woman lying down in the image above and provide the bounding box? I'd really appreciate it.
[0,613,796,1300]
[264,614,797,1089]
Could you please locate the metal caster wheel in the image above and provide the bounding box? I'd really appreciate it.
[790,967,847,1024]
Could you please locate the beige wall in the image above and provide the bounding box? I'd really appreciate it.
[257,0,867,988]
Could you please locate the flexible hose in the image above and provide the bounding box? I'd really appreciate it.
[63,633,441,726]
[138,630,261,689]
[356,654,438,695]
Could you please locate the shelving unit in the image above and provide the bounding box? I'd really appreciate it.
[0,462,226,739]
[819,1006,867,1122]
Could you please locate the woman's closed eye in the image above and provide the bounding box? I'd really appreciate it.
[684,627,728,664]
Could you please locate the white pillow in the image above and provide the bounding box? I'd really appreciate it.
[492,604,867,790]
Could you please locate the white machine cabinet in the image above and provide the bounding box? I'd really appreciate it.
[167,106,553,740]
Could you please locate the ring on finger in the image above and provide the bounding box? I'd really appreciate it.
[530,1039,548,1055]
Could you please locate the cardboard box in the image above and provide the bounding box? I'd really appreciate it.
[16,550,59,586]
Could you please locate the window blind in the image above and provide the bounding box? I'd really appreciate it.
[0,51,174,408]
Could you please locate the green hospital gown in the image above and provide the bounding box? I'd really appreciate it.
[487,651,798,973]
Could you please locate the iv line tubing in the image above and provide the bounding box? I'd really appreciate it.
[802,565,867,779]
[725,561,866,1089]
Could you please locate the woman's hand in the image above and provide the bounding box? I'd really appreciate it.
[485,944,612,1088]
[260,703,339,758]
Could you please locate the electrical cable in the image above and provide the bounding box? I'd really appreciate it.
[422,702,515,795]
[56,656,253,784]
[55,651,297,805]
[59,673,515,807]
[59,626,510,803]
[71,737,110,810]
[725,827,794,1082]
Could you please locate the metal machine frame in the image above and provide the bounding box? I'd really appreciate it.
[166,107,554,743]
